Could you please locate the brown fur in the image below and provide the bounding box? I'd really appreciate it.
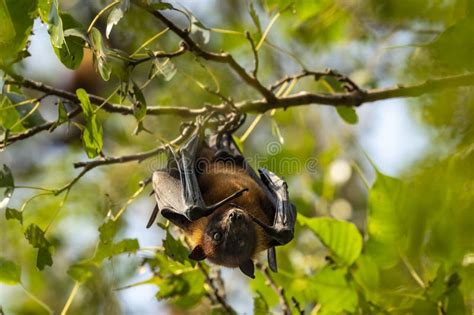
[185,151,274,263]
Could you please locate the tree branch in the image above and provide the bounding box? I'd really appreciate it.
[5,79,206,117]
[256,262,291,315]
[240,72,474,112]
[4,72,474,149]
[131,0,277,103]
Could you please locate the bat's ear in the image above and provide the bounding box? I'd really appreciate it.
[188,245,207,261]
[239,259,255,279]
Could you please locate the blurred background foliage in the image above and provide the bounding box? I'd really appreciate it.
[0,0,473,314]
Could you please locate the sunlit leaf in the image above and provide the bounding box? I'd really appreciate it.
[0,164,14,210]
[365,170,403,267]
[67,263,95,283]
[110,238,139,256]
[249,1,262,36]
[336,106,358,124]
[151,2,173,10]
[155,269,206,308]
[153,58,177,81]
[0,0,37,66]
[76,88,103,158]
[98,219,117,244]
[190,15,210,44]
[106,0,130,39]
[163,231,189,264]
[37,0,51,22]
[0,257,21,284]
[298,215,362,266]
[54,13,84,69]
[48,0,64,48]
[131,81,147,122]
[352,255,379,301]
[5,93,46,128]
[253,291,269,315]
[311,266,358,313]
[0,92,24,132]
[90,27,111,81]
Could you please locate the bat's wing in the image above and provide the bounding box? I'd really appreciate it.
[149,132,247,229]
[256,168,296,272]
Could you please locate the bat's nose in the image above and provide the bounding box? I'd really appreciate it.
[229,210,242,222]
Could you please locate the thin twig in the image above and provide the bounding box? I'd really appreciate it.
[73,125,194,169]
[245,31,259,77]
[256,262,291,315]
[196,262,234,314]
[129,44,187,66]
[292,296,305,315]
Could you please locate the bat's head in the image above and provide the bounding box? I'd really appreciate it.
[188,207,257,268]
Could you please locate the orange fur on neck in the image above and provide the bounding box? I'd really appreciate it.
[186,217,208,248]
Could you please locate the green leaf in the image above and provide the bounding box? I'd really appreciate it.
[311,266,358,313]
[151,2,173,10]
[0,164,14,209]
[94,238,139,263]
[0,0,38,66]
[163,231,189,264]
[249,1,262,35]
[54,13,84,69]
[76,88,93,118]
[5,92,46,128]
[190,15,210,44]
[336,106,358,124]
[446,287,466,315]
[298,215,362,266]
[82,113,103,158]
[37,0,51,22]
[155,269,206,308]
[64,28,89,43]
[232,135,244,153]
[0,257,21,284]
[67,263,95,283]
[37,247,53,270]
[106,0,129,39]
[153,58,177,81]
[365,170,403,267]
[110,238,139,256]
[0,164,14,191]
[98,220,117,244]
[57,99,68,124]
[253,291,269,315]
[5,207,22,224]
[0,94,24,132]
[24,224,53,270]
[352,255,379,301]
[131,81,147,122]
[24,224,50,248]
[90,27,111,81]
[76,88,103,158]
[48,0,64,48]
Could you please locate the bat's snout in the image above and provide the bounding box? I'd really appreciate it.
[228,210,243,222]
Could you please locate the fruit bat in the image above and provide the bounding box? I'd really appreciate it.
[147,129,296,278]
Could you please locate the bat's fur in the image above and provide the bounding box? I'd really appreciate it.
[185,145,274,267]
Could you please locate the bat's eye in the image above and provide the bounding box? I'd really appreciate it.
[213,232,222,242]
